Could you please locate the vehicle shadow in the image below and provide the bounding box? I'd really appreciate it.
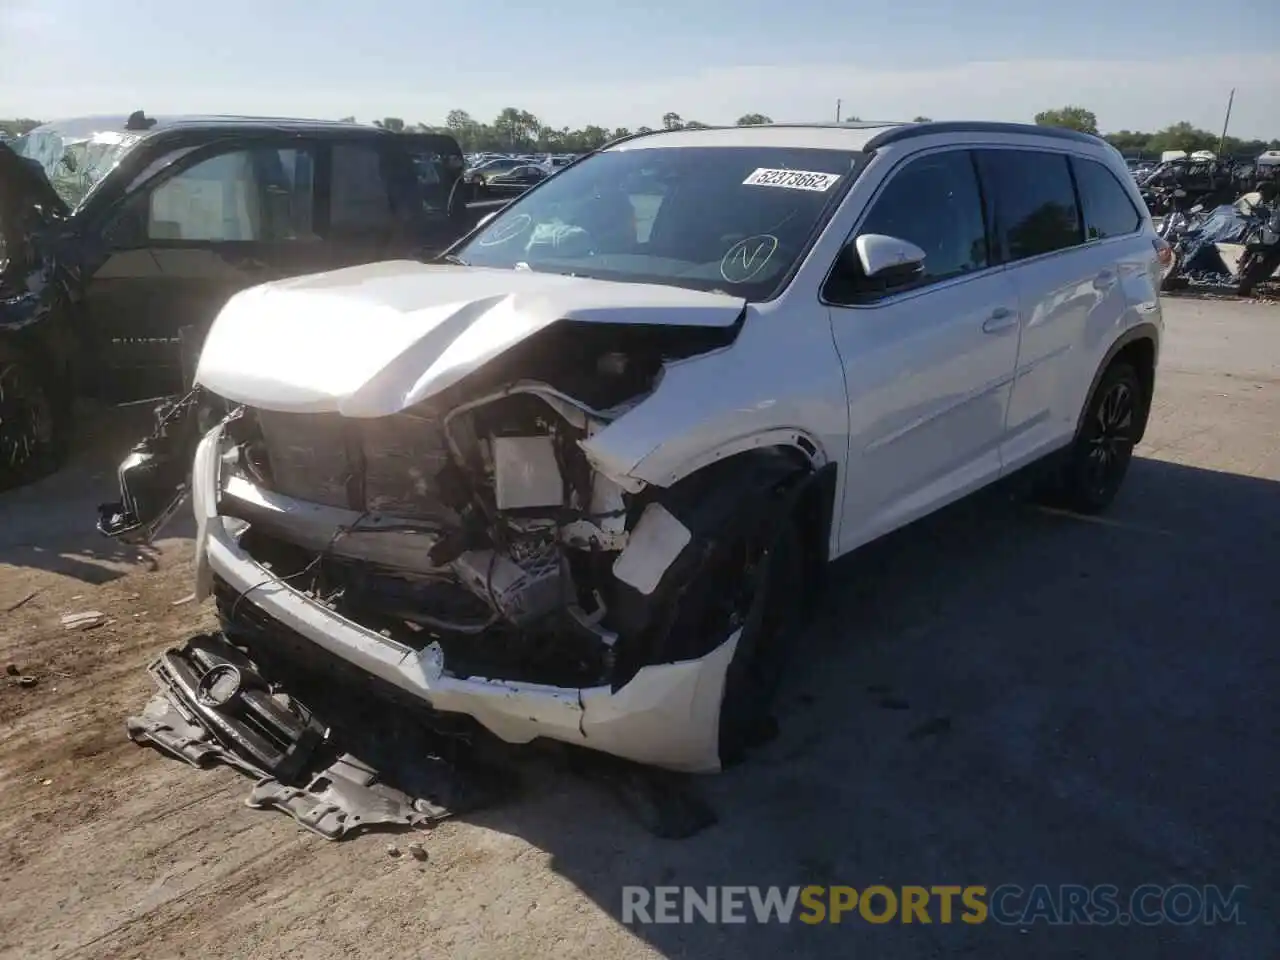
[0,400,195,590]
[460,456,1279,959]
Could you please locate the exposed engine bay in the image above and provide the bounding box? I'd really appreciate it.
[223,378,633,688]
[101,315,749,722]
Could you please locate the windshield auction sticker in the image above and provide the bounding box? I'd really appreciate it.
[743,168,841,191]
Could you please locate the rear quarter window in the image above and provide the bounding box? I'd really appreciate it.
[1072,157,1143,239]
[975,149,1083,262]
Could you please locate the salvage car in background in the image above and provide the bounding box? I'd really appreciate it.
[481,163,552,198]
[0,113,497,489]
[101,121,1164,784]
[465,156,527,185]
[1159,183,1280,295]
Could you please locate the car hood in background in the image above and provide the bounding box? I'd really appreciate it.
[194,261,746,417]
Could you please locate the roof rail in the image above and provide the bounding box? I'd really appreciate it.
[864,121,1104,151]
[600,126,680,150]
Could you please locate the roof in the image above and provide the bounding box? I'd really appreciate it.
[28,114,380,140]
[608,120,1107,153]
[609,122,903,152]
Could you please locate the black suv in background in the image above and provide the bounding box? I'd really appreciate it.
[0,113,494,489]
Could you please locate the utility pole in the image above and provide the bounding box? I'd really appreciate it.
[1218,88,1235,156]
[835,99,842,123]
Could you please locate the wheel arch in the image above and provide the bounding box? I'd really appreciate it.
[1077,323,1159,443]
[628,427,831,488]
[606,444,837,679]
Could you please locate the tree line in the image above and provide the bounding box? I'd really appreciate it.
[1033,106,1279,158]
[5,107,1277,157]
[349,109,769,153]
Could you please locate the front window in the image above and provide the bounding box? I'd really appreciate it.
[12,124,144,210]
[112,146,318,244]
[457,145,863,299]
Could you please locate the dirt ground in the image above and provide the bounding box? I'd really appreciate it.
[1,298,1277,960]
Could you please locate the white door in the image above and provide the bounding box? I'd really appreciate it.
[826,148,1021,551]
[973,148,1132,470]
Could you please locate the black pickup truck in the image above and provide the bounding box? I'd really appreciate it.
[0,113,501,489]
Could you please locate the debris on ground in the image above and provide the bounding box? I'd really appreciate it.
[124,630,720,842]
[15,675,38,688]
[126,633,515,841]
[5,663,19,676]
[60,611,106,631]
[4,591,39,613]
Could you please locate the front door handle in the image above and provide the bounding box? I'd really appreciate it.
[982,307,1018,334]
[1094,269,1117,291]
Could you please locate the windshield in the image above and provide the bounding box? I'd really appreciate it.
[457,145,863,299]
[12,125,144,210]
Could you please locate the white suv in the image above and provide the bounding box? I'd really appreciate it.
[111,121,1164,773]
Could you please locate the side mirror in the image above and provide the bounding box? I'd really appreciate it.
[850,233,926,287]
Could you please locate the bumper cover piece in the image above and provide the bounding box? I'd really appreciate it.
[246,755,446,839]
[127,632,507,840]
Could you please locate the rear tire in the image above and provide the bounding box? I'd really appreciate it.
[0,342,69,491]
[1052,362,1143,514]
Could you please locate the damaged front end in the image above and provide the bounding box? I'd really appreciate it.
[105,303,755,774]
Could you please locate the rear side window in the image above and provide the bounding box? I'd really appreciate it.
[1073,157,1142,239]
[976,150,1082,261]
[855,149,988,286]
[403,146,461,216]
[330,143,392,232]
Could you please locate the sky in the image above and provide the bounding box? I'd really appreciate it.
[3,0,1279,138]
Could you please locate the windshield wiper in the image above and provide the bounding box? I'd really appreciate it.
[439,253,469,266]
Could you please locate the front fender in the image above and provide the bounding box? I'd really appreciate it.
[578,306,848,490]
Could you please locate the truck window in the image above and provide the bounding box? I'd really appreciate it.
[148,150,262,241]
[330,143,393,233]
[404,147,462,216]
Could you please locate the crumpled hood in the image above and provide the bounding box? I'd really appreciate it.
[194,260,746,417]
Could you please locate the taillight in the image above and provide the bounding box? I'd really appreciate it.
[1153,236,1174,267]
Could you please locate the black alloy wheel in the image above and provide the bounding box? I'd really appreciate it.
[1062,363,1143,513]
[0,351,57,490]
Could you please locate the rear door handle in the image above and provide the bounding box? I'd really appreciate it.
[982,307,1018,334]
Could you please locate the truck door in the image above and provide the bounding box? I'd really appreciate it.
[82,137,322,398]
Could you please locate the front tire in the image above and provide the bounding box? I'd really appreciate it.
[624,491,806,768]
[716,520,804,765]
[0,342,68,491]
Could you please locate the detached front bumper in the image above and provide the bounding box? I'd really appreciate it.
[190,426,734,773]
